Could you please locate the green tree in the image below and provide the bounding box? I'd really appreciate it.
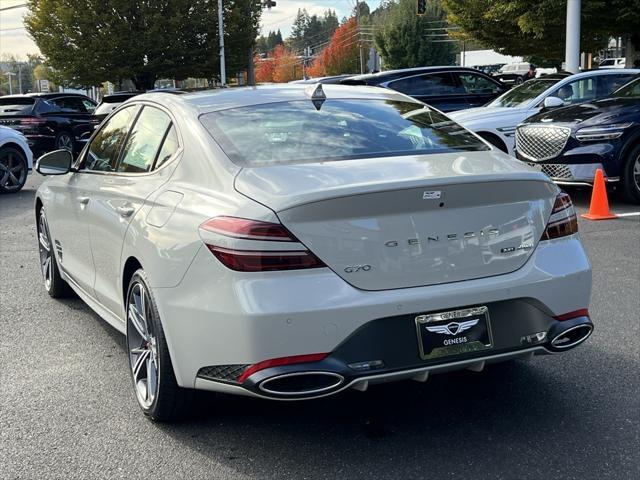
[25,0,261,89]
[374,0,455,69]
[441,0,639,66]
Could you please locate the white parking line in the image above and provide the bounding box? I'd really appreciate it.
[615,212,640,217]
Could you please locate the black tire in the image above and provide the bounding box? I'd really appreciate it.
[126,270,193,422]
[620,144,640,204]
[55,131,74,152]
[478,132,508,153]
[515,76,524,85]
[37,207,74,298]
[0,146,28,194]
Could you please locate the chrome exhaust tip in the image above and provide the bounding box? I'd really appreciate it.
[549,323,593,351]
[259,371,344,397]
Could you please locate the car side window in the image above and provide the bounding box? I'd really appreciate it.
[82,99,96,113]
[550,78,597,105]
[599,74,635,96]
[155,125,179,169]
[84,106,137,172]
[52,97,86,113]
[389,73,462,96]
[34,99,61,114]
[458,73,501,94]
[117,106,171,173]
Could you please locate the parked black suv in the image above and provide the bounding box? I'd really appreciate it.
[341,67,508,112]
[516,75,640,203]
[0,93,98,156]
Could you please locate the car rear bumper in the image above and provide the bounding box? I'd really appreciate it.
[153,236,592,394]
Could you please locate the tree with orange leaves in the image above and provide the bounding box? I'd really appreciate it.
[254,45,302,83]
[308,18,360,78]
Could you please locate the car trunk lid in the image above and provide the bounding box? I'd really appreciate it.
[234,151,557,290]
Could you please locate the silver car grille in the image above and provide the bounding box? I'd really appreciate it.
[516,125,571,161]
[526,162,573,180]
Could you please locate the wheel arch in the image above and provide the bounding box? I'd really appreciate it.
[0,141,29,157]
[122,256,143,304]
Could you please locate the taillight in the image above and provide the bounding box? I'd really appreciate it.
[20,117,46,125]
[200,216,296,241]
[200,216,326,272]
[541,192,578,240]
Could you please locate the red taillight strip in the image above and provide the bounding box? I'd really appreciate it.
[207,246,325,272]
[237,353,329,383]
[541,192,578,240]
[554,309,590,321]
[200,216,296,242]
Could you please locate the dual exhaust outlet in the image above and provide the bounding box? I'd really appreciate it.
[256,317,593,397]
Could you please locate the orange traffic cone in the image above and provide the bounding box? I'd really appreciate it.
[581,168,617,220]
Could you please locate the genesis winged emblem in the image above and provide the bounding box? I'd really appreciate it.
[425,319,479,336]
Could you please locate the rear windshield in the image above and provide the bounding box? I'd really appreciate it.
[487,79,558,108]
[0,98,35,115]
[200,99,488,167]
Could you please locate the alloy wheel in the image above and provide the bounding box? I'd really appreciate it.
[0,149,27,192]
[38,210,53,290]
[127,282,159,409]
[634,154,640,192]
[56,133,73,151]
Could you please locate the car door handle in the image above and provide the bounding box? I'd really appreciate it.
[115,205,135,217]
[77,196,90,205]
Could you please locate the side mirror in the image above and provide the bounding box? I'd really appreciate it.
[36,149,73,175]
[543,96,564,109]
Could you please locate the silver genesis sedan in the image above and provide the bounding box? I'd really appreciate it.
[35,84,593,421]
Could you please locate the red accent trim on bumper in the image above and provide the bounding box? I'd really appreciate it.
[238,353,329,382]
[554,309,590,321]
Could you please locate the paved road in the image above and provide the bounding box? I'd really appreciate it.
[1,174,638,480]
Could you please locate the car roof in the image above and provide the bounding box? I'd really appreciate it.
[133,83,420,114]
[344,66,485,83]
[1,92,92,99]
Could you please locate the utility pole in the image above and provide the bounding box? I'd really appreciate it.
[18,63,23,94]
[218,0,226,86]
[565,0,581,73]
[4,72,15,95]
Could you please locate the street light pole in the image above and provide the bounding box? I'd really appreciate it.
[218,0,226,86]
[4,72,15,95]
[18,63,23,94]
[565,0,581,73]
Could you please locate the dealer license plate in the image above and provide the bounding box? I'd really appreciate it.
[415,306,493,360]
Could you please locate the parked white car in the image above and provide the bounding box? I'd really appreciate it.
[598,58,626,69]
[0,125,33,193]
[35,85,593,422]
[450,69,640,154]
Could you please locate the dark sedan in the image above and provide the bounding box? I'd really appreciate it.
[515,75,640,203]
[341,67,508,112]
[0,93,98,156]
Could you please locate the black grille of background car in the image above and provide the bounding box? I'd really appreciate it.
[526,162,573,179]
[516,125,571,161]
[197,364,250,382]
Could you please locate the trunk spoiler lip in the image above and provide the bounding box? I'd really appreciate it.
[234,168,556,213]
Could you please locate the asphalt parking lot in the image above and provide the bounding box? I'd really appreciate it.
[1,174,638,480]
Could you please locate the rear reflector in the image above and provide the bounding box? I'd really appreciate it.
[200,216,296,241]
[541,192,578,240]
[237,353,329,382]
[554,309,590,321]
[207,246,325,272]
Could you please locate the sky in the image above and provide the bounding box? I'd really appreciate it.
[0,0,384,59]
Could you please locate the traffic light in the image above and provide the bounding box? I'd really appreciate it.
[417,0,426,15]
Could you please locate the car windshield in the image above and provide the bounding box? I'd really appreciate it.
[0,98,35,115]
[486,79,559,108]
[610,77,640,98]
[200,99,488,167]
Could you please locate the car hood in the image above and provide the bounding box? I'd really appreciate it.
[524,97,640,127]
[449,106,530,127]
